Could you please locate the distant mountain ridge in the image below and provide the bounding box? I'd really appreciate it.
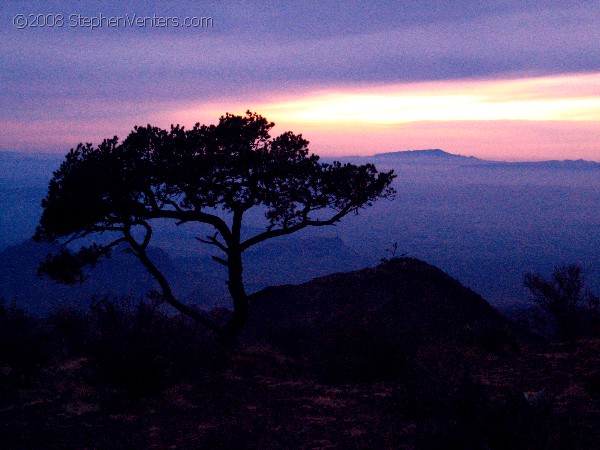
[0,151,62,187]
[3,148,598,171]
[373,148,474,160]
[0,239,180,314]
[369,149,600,168]
[471,159,600,170]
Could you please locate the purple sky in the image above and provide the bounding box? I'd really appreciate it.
[1,1,599,160]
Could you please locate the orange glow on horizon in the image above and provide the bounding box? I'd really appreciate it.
[247,73,600,123]
[3,73,599,161]
[165,72,600,161]
[297,120,600,162]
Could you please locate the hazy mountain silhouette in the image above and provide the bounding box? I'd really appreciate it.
[0,236,369,315]
[373,148,480,163]
[0,151,62,186]
[369,149,600,168]
[0,152,62,248]
[0,239,182,314]
[470,159,600,170]
[183,236,372,308]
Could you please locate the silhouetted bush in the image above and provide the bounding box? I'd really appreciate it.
[478,326,520,354]
[525,265,600,339]
[48,305,91,356]
[586,373,600,397]
[0,299,47,384]
[85,297,170,395]
[79,296,214,396]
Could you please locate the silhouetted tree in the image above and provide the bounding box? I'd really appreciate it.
[35,111,396,339]
[524,264,598,338]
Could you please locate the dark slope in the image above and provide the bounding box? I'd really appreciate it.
[243,257,518,381]
[0,259,598,449]
[247,257,510,338]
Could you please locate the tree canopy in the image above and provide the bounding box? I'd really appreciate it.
[36,111,396,338]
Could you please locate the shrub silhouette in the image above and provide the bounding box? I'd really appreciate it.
[86,297,171,394]
[0,299,47,385]
[525,264,599,338]
[48,306,91,356]
[65,296,215,396]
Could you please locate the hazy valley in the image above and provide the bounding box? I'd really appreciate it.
[1,149,599,315]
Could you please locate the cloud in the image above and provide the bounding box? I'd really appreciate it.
[1,1,598,156]
[248,74,600,125]
[2,1,598,105]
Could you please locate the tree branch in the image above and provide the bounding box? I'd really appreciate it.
[161,198,183,213]
[196,232,227,252]
[101,236,129,252]
[232,208,243,243]
[240,205,353,251]
[211,255,228,266]
[146,210,232,245]
[62,230,89,246]
[139,221,152,249]
[144,189,160,211]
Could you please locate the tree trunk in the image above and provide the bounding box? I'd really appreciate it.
[221,249,249,341]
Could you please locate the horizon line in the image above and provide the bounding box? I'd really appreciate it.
[2,147,599,165]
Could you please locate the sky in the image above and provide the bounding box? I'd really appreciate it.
[1,1,599,161]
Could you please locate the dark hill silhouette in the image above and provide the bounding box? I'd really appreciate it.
[1,256,598,448]
[243,257,519,381]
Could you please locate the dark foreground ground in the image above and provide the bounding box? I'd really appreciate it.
[2,259,600,449]
[1,326,600,449]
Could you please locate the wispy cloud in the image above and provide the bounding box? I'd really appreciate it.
[247,74,600,125]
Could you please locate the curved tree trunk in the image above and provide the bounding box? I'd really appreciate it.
[126,217,250,342]
[129,238,222,334]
